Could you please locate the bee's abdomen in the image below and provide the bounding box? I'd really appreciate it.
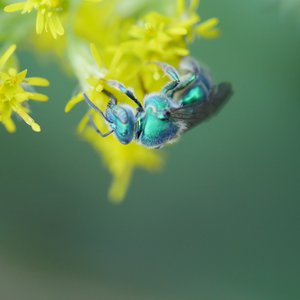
[181,85,206,106]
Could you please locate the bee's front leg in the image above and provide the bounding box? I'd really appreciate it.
[107,80,144,111]
[168,74,197,97]
[152,61,180,81]
[150,61,181,95]
[162,80,180,95]
[155,62,197,97]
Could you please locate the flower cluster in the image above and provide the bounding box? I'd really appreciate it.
[0,44,49,132]
[1,0,220,201]
[4,0,103,39]
[64,0,220,201]
[4,0,66,39]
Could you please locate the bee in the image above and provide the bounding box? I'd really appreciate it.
[84,57,233,149]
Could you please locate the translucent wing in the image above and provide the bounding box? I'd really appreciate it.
[169,82,233,131]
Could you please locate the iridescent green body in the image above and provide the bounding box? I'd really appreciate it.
[84,57,233,149]
[181,85,205,105]
[136,95,179,147]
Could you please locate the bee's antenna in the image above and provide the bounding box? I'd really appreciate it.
[83,93,110,122]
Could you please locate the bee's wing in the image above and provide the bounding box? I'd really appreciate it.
[169,82,233,131]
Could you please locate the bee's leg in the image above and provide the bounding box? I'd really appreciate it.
[152,62,181,95]
[107,80,144,111]
[168,73,197,97]
[162,80,180,95]
[169,73,210,102]
[102,89,117,106]
[88,115,114,138]
[83,93,110,122]
[152,62,180,81]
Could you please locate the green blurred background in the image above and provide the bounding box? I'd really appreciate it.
[1,0,300,299]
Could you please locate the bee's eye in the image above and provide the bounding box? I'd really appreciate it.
[159,110,170,120]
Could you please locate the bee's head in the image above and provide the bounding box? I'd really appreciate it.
[107,105,135,144]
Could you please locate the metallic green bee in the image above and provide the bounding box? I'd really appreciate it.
[84,57,233,148]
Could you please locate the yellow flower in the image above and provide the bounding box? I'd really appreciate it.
[129,0,219,59]
[0,0,221,201]
[4,0,65,38]
[65,0,220,202]
[65,43,163,203]
[4,0,104,39]
[0,44,49,132]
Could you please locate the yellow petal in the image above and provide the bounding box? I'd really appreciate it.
[109,47,126,72]
[86,77,102,88]
[167,27,188,36]
[48,15,57,39]
[51,12,64,36]
[32,123,41,132]
[109,168,133,203]
[4,3,26,13]
[189,0,199,13]
[65,93,84,112]
[196,18,220,39]
[176,0,186,16]
[36,9,45,35]
[134,148,163,171]
[0,44,16,70]
[25,77,49,86]
[28,92,49,102]
[16,69,28,82]
[77,114,89,133]
[180,15,200,27]
[11,104,41,132]
[90,43,105,69]
[2,118,16,133]
[129,26,144,39]
[22,1,35,13]
[173,47,189,56]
